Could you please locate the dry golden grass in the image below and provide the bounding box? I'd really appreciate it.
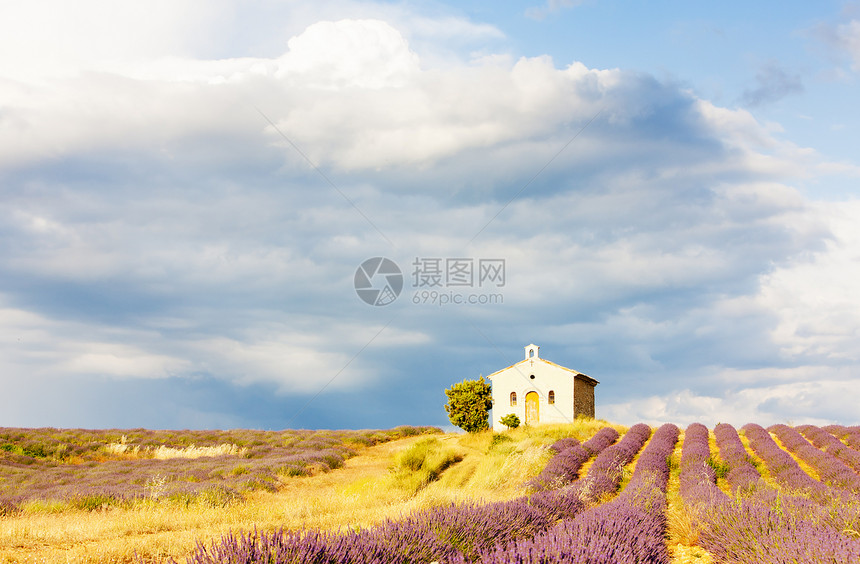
[670,543,714,564]
[1,436,428,564]
[104,442,246,461]
[1,420,619,564]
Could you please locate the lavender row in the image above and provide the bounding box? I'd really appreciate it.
[581,427,623,457]
[686,425,860,562]
[697,489,860,563]
[741,423,827,498]
[179,489,587,563]
[466,500,670,564]
[713,423,761,492]
[547,437,579,453]
[798,424,860,475]
[769,424,860,493]
[679,423,728,505]
[823,425,860,453]
[571,422,652,503]
[467,424,677,564]
[529,426,620,491]
[623,423,679,495]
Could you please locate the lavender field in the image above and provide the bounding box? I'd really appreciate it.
[174,422,860,563]
[0,425,437,512]
[3,422,860,563]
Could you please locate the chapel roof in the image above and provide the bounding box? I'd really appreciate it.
[486,354,599,386]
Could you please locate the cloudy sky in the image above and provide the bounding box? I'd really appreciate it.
[2,1,860,430]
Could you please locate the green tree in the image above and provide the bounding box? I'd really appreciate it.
[444,376,493,433]
[499,413,520,429]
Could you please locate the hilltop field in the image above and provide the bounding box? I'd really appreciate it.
[1,420,859,563]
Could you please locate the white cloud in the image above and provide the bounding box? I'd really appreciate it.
[602,373,860,427]
[0,19,607,171]
[755,200,860,361]
[0,302,191,379]
[0,0,229,80]
[273,19,420,89]
[0,296,431,394]
[185,320,431,393]
[3,5,860,428]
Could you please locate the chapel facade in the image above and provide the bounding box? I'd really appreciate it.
[487,344,598,431]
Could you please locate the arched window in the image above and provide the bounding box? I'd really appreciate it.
[548,390,555,404]
[529,349,535,358]
[510,392,517,406]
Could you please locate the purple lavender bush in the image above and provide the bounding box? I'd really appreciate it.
[697,491,860,563]
[571,423,651,503]
[623,423,678,494]
[823,425,860,452]
[178,495,586,564]
[581,426,622,456]
[678,423,728,505]
[769,424,860,493]
[547,437,579,453]
[689,424,860,563]
[468,499,670,564]
[798,424,860,474]
[742,423,827,498]
[713,423,761,492]
[529,426,620,491]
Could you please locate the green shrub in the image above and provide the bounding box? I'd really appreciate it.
[344,435,374,447]
[325,454,345,470]
[198,486,239,508]
[20,499,68,514]
[167,492,195,508]
[444,376,493,433]
[489,433,513,450]
[277,465,308,477]
[499,414,520,429]
[707,457,731,480]
[242,478,277,492]
[70,494,117,511]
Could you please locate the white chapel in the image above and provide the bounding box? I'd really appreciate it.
[487,344,598,431]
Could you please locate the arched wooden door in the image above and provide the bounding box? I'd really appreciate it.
[525,391,539,426]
